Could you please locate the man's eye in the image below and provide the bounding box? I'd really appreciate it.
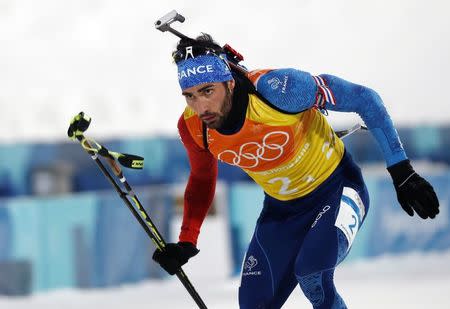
[204,88,213,95]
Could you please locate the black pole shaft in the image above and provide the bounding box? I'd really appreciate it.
[87,152,208,308]
[92,155,162,248]
[120,179,207,308]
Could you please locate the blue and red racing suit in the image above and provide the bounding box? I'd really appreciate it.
[177,68,406,308]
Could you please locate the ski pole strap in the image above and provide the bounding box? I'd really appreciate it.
[80,137,144,169]
[335,124,368,139]
[116,152,144,169]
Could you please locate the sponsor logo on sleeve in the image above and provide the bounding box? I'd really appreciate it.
[242,255,262,276]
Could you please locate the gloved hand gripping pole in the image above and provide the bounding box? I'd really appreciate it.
[67,112,208,309]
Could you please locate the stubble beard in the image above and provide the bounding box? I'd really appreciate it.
[205,88,233,130]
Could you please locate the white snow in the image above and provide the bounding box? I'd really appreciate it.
[1,0,450,144]
[1,265,449,309]
[0,216,449,308]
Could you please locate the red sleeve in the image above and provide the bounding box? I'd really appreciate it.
[177,115,218,246]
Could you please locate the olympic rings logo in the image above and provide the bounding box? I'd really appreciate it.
[218,131,290,169]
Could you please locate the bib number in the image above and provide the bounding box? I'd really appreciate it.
[268,177,298,195]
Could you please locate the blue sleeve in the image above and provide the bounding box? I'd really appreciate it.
[255,68,317,113]
[255,69,407,167]
[320,74,407,167]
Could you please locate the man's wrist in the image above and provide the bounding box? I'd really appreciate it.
[387,159,414,185]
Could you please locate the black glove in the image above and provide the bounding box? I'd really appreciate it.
[152,242,199,275]
[387,160,439,219]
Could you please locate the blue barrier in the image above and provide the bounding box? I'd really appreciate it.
[227,172,450,275]
[1,125,449,198]
[364,173,450,256]
[0,187,172,293]
[228,184,265,274]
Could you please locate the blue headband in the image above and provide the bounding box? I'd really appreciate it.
[177,54,233,90]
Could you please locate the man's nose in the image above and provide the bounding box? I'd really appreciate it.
[196,99,210,115]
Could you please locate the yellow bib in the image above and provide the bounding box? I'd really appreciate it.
[184,93,344,201]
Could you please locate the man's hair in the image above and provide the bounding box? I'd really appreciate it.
[173,33,224,64]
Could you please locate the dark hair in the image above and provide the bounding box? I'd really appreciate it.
[172,33,224,63]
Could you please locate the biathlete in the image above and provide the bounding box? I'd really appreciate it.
[153,34,439,309]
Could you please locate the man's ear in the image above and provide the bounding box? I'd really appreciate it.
[227,79,235,92]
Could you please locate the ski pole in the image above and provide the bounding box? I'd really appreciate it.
[336,124,368,139]
[67,112,208,309]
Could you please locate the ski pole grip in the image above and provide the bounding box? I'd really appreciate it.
[67,112,91,141]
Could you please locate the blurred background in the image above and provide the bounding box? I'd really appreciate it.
[0,0,449,308]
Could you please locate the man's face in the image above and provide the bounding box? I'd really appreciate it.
[182,80,235,129]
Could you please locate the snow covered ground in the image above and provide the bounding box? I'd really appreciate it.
[0,216,449,308]
[0,252,449,309]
